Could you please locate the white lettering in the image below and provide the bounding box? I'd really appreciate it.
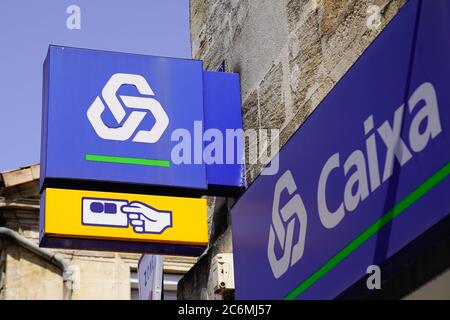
[344,150,369,213]
[317,82,442,230]
[318,153,345,229]
[378,104,412,182]
[408,82,442,153]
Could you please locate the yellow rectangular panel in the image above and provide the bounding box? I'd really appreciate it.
[40,188,208,255]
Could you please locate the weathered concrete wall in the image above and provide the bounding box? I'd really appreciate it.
[67,252,134,300]
[4,243,64,300]
[179,0,406,299]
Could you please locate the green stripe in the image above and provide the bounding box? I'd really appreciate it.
[284,161,450,300]
[86,154,171,168]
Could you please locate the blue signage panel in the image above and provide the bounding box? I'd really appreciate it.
[232,0,450,299]
[41,46,245,194]
[203,71,245,191]
[41,46,206,190]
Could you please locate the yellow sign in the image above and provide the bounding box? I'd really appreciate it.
[40,188,208,254]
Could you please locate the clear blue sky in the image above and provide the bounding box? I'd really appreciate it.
[0,0,191,172]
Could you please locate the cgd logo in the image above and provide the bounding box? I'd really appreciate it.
[268,170,307,279]
[268,82,443,278]
[87,73,169,144]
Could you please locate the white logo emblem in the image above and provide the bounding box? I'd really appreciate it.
[87,73,169,143]
[267,170,308,279]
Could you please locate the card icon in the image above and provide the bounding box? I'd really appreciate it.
[82,198,172,234]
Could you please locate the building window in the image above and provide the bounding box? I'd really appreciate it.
[163,273,183,300]
[130,268,183,300]
[130,269,139,300]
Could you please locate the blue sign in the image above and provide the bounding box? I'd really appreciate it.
[232,0,450,299]
[203,71,245,191]
[40,46,244,193]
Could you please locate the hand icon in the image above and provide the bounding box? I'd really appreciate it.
[121,201,172,234]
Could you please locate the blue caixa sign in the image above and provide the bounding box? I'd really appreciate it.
[232,0,450,299]
[40,46,244,194]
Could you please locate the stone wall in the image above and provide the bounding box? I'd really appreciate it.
[4,243,64,300]
[179,0,406,299]
[191,0,406,183]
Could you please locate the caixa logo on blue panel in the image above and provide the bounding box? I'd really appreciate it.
[41,46,208,191]
[87,73,169,144]
[41,46,247,193]
[267,82,442,279]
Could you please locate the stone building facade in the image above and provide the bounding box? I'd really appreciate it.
[177,0,450,299]
[0,165,195,300]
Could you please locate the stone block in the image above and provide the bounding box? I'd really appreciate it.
[286,0,313,33]
[5,246,63,300]
[259,63,285,129]
[289,10,323,115]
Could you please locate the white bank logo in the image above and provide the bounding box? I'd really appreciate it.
[87,73,169,143]
[267,170,308,279]
[266,82,443,279]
